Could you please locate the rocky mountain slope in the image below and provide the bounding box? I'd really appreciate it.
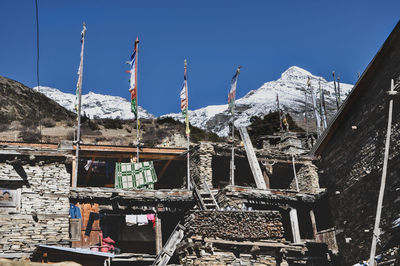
[0,75,219,146]
[0,76,75,123]
[33,86,155,120]
[164,66,353,136]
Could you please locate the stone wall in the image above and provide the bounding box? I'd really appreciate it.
[190,142,213,188]
[0,161,70,258]
[289,162,320,193]
[179,247,279,266]
[187,210,283,241]
[316,24,400,264]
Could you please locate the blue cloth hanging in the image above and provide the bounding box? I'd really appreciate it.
[69,203,82,219]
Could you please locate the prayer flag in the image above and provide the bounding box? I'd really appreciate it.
[180,60,190,135]
[128,38,139,116]
[75,23,86,113]
[180,65,188,114]
[228,66,241,114]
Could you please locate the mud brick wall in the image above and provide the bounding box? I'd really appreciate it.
[187,210,283,240]
[0,162,70,257]
[316,25,400,265]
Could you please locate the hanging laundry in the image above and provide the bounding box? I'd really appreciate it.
[126,215,137,226]
[147,214,156,228]
[125,214,148,226]
[147,214,155,222]
[69,203,82,219]
[84,160,93,171]
[137,214,148,226]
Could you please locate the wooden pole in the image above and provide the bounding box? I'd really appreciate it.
[71,155,76,186]
[337,75,341,106]
[369,79,397,266]
[309,78,321,137]
[229,67,241,186]
[320,78,328,129]
[332,71,340,110]
[185,59,190,190]
[155,214,163,254]
[292,155,299,192]
[262,170,270,189]
[230,122,235,185]
[135,38,140,163]
[310,209,318,239]
[277,94,283,131]
[73,22,86,188]
[290,208,301,244]
[305,79,309,139]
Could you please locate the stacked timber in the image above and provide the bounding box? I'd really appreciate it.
[186,210,284,241]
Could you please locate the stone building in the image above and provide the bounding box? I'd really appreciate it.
[178,141,336,265]
[0,128,340,265]
[312,20,400,265]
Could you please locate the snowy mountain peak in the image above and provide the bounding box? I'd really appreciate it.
[279,66,327,83]
[33,86,155,120]
[164,66,353,136]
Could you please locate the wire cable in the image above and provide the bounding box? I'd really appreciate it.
[34,0,42,145]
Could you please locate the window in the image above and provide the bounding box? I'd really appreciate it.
[0,188,21,213]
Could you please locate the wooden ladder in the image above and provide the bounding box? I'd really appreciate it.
[152,181,219,266]
[152,222,186,266]
[198,181,220,210]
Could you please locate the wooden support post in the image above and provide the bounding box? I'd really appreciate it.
[310,209,318,239]
[71,155,77,187]
[369,79,397,265]
[292,155,299,192]
[238,126,267,190]
[262,170,270,189]
[289,208,301,244]
[155,214,162,254]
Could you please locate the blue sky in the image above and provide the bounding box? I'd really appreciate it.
[0,1,399,116]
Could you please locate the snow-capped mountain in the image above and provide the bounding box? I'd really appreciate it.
[163,66,353,136]
[33,66,353,137]
[33,86,155,120]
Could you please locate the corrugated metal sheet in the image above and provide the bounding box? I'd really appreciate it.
[37,245,115,257]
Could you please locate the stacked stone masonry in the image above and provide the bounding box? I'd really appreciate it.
[190,142,213,188]
[0,162,70,257]
[289,162,320,193]
[180,251,279,266]
[316,23,400,264]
